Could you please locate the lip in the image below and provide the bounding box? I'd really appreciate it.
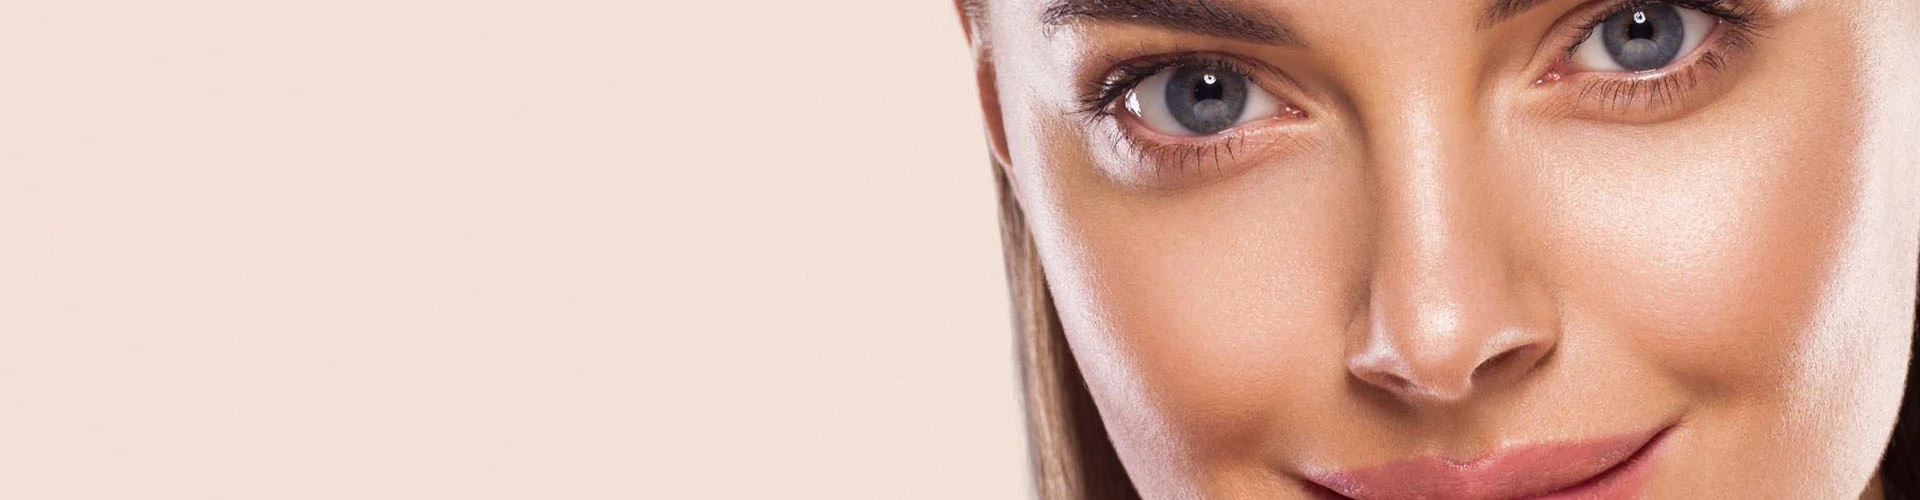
[1306,424,1672,500]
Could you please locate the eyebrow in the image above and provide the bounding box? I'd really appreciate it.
[1481,0,1557,27]
[1041,0,1304,47]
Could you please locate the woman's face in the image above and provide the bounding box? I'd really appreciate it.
[968,0,1920,498]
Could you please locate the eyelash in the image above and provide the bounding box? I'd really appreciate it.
[1550,0,1765,113]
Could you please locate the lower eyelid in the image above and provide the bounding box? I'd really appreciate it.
[1089,102,1320,188]
[1083,56,1314,173]
[1540,25,1754,121]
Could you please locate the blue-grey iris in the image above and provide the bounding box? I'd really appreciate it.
[1163,66,1248,135]
[1600,4,1686,72]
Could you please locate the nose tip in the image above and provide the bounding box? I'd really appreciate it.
[1347,301,1556,403]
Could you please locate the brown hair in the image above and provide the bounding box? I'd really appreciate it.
[989,156,1919,499]
[994,159,1141,500]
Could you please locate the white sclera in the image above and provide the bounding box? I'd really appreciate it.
[1123,68,1281,137]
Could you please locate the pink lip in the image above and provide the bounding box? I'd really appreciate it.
[1307,425,1671,500]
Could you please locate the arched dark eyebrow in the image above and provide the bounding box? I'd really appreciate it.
[1041,0,1304,47]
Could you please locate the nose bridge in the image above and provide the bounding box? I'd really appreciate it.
[1368,85,1500,307]
[1346,79,1551,404]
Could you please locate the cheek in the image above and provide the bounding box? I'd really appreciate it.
[1519,9,1914,492]
[1520,5,1896,412]
[1028,142,1372,461]
[1520,104,1866,405]
[1529,121,1857,400]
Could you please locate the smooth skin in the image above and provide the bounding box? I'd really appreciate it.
[960,0,1920,498]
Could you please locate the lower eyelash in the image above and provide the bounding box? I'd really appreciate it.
[1569,26,1753,114]
[1106,128,1249,179]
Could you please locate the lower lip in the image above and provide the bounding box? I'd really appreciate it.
[1303,426,1673,500]
[1521,426,1671,500]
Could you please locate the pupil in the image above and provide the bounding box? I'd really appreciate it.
[1193,71,1226,101]
[1626,9,1655,39]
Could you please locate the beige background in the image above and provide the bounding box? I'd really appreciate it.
[0,1,1024,498]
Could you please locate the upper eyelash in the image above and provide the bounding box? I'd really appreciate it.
[1075,53,1260,122]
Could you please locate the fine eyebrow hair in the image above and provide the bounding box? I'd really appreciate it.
[1482,0,1558,27]
[1040,0,1304,47]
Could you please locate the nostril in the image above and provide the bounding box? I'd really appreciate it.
[1357,368,1418,397]
[1380,373,1412,394]
[1472,343,1550,383]
[1472,348,1520,380]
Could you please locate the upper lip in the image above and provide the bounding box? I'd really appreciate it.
[1305,425,1668,500]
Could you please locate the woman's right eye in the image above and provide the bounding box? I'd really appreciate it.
[1123,65,1285,136]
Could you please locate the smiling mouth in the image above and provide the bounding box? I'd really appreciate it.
[1305,424,1674,500]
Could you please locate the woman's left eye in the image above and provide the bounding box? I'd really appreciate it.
[1123,65,1283,136]
[1571,3,1717,72]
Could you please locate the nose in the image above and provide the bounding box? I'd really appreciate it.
[1345,98,1559,405]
